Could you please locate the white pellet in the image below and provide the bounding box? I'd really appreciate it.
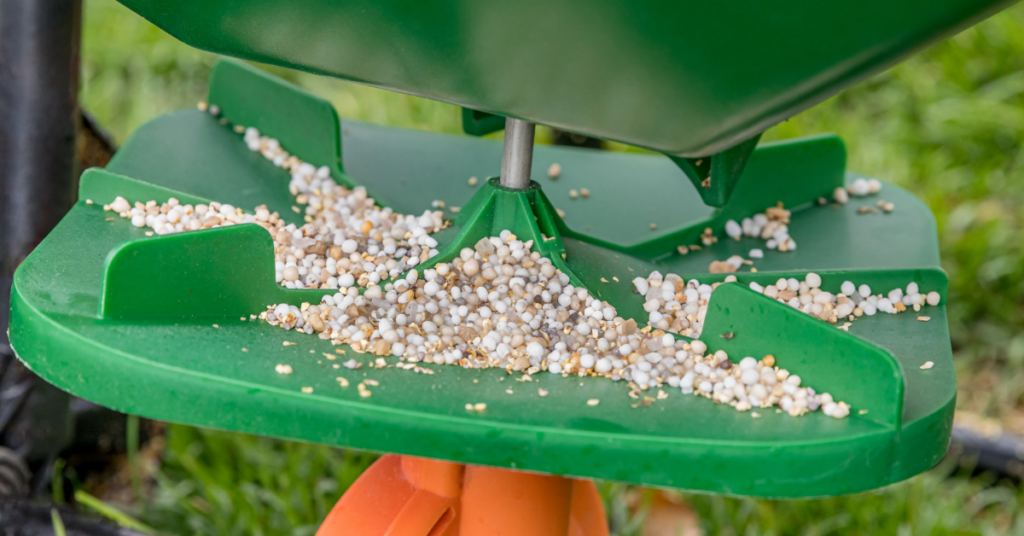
[725,220,742,239]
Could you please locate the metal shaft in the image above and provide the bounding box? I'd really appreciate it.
[499,118,535,189]
[0,0,81,354]
[0,0,81,477]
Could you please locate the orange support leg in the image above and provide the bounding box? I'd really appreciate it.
[316,455,609,536]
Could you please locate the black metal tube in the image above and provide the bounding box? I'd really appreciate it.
[0,0,82,354]
[0,0,81,489]
[948,426,1024,481]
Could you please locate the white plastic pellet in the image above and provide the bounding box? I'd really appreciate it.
[877,298,893,313]
[822,402,837,417]
[850,178,870,196]
[831,402,850,419]
[833,187,849,204]
[725,220,742,239]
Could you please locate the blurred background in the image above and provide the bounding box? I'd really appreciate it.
[2,0,1024,534]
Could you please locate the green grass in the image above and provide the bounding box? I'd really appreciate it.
[137,426,375,536]
[129,426,1024,536]
[77,0,1024,533]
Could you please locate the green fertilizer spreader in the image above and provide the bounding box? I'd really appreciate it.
[9,1,1017,534]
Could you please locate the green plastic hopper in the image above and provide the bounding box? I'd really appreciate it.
[114,0,1015,206]
[10,0,1013,500]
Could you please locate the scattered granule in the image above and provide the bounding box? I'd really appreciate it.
[709,261,736,274]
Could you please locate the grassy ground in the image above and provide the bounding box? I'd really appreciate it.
[76,0,1024,533]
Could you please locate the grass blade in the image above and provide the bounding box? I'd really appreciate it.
[75,490,156,534]
[127,414,143,501]
[51,508,67,536]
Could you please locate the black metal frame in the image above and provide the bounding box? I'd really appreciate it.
[0,0,82,493]
[0,0,82,352]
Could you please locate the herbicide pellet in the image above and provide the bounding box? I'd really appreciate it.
[105,127,448,292]
[716,181,884,262]
[100,112,921,420]
[261,232,853,418]
[636,271,941,339]
[723,204,795,252]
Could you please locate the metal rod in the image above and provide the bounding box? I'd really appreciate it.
[0,0,81,356]
[499,118,536,189]
[0,0,80,480]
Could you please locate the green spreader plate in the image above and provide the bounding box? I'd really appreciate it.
[9,62,954,498]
